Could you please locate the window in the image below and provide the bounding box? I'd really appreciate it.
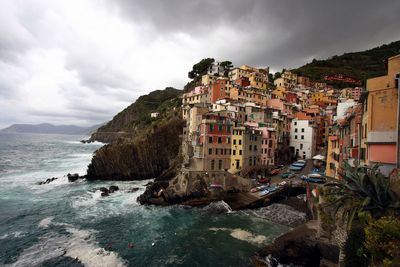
[218,124,223,132]
[249,158,252,166]
[227,137,231,144]
[294,122,297,126]
[301,128,304,132]
[239,140,242,145]
[211,160,215,170]
[218,160,222,170]
[239,150,242,155]
[295,135,298,139]
[209,148,212,155]
[215,149,218,155]
[301,135,304,140]
[209,124,214,131]
[233,139,237,145]
[295,128,298,133]
[218,137,222,143]
[254,145,257,151]
[249,145,252,151]
[209,137,213,143]
[300,144,303,149]
[233,150,236,155]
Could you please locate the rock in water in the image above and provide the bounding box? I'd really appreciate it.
[67,173,80,182]
[109,185,119,193]
[204,201,233,213]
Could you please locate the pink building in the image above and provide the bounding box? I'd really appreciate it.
[245,122,277,166]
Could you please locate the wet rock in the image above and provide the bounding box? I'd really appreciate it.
[254,220,339,267]
[67,173,80,182]
[109,185,119,193]
[203,201,232,213]
[38,177,58,185]
[137,181,170,204]
[80,139,93,144]
[127,187,140,193]
[99,187,109,196]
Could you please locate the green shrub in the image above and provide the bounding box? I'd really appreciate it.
[364,216,400,266]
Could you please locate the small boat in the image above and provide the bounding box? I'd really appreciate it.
[258,189,270,196]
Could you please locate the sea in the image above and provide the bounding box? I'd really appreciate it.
[0,133,290,267]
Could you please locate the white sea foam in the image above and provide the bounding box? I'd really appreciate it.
[71,182,148,221]
[0,231,26,240]
[64,227,126,267]
[38,216,54,228]
[11,223,126,267]
[209,227,267,245]
[72,190,103,208]
[64,140,104,146]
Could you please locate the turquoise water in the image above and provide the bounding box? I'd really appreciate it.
[0,133,289,267]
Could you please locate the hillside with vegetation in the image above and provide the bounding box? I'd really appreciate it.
[292,40,400,87]
[87,87,185,180]
[90,87,182,143]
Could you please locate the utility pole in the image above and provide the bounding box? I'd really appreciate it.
[396,74,400,169]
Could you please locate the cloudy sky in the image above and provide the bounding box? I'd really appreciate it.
[1,0,399,128]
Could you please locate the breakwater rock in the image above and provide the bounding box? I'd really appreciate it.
[240,203,307,228]
[252,220,339,266]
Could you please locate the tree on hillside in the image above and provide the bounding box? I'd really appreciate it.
[188,58,215,80]
[220,60,233,76]
[274,72,281,79]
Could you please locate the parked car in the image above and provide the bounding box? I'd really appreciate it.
[258,177,271,184]
[281,172,295,178]
[270,168,280,175]
[292,160,306,168]
[301,173,326,184]
[289,165,303,171]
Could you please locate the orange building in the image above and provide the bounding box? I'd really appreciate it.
[365,54,400,175]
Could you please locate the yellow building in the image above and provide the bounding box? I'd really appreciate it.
[272,86,286,100]
[326,135,340,178]
[201,74,218,85]
[229,126,262,174]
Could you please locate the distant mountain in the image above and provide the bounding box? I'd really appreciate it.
[0,123,103,135]
[292,40,400,87]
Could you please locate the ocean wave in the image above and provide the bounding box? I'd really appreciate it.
[10,223,126,267]
[209,227,267,245]
[71,183,147,221]
[63,140,104,146]
[0,231,26,240]
[38,216,54,228]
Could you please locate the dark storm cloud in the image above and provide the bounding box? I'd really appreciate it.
[1,0,399,128]
[113,0,400,70]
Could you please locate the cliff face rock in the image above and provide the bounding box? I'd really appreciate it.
[90,87,182,143]
[86,117,185,180]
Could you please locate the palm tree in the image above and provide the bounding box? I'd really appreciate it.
[324,162,400,229]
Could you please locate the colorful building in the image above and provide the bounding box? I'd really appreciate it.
[229,126,262,174]
[365,54,400,175]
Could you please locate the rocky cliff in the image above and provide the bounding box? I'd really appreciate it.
[87,117,184,180]
[90,87,182,143]
[85,87,184,180]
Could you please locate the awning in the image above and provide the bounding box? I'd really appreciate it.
[312,155,326,160]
